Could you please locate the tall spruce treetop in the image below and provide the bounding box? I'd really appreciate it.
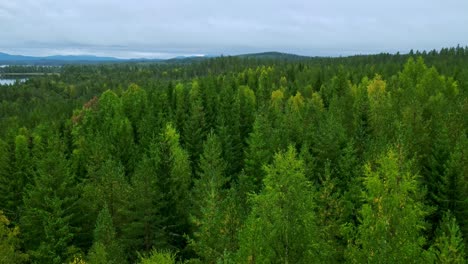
[190,132,230,263]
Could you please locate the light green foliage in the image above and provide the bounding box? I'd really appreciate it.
[158,123,192,248]
[238,146,326,263]
[138,249,177,264]
[122,83,148,127]
[285,92,305,145]
[429,211,466,263]
[345,150,429,263]
[0,211,28,263]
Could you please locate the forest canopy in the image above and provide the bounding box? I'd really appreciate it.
[0,47,467,263]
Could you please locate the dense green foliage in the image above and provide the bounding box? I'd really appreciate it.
[0,47,467,263]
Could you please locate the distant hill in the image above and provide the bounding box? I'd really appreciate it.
[0,52,139,65]
[235,51,311,60]
[0,51,313,65]
[0,52,125,65]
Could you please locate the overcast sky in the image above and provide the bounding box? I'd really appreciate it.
[1,0,467,58]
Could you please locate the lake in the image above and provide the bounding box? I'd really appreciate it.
[0,78,27,85]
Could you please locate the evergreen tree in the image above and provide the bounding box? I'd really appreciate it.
[88,205,124,264]
[20,137,80,264]
[345,150,429,263]
[190,132,230,263]
[158,123,192,251]
[123,139,164,256]
[242,114,274,193]
[0,211,28,263]
[138,249,177,264]
[183,80,207,172]
[82,158,131,238]
[0,135,34,223]
[429,211,466,263]
[237,146,327,263]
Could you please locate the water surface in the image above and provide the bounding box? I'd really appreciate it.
[0,78,27,85]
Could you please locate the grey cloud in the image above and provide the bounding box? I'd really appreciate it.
[0,0,467,58]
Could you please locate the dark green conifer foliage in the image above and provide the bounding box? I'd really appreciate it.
[242,114,274,193]
[0,135,34,223]
[123,139,164,255]
[217,82,243,177]
[21,137,79,264]
[0,139,14,220]
[190,132,229,263]
[183,80,207,172]
[88,205,124,264]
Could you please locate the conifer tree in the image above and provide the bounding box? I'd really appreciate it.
[21,137,80,264]
[345,150,429,263]
[237,146,327,263]
[88,205,124,264]
[158,123,192,250]
[183,80,207,172]
[0,211,28,263]
[242,114,274,193]
[123,139,164,255]
[190,132,230,263]
[429,211,466,263]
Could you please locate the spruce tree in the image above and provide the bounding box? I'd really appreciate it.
[88,205,124,264]
[20,137,79,264]
[190,132,230,263]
